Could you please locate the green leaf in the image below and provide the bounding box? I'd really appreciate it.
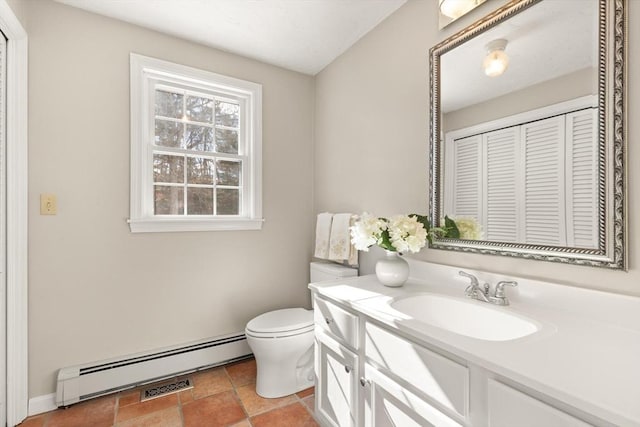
[444,216,460,238]
[378,229,395,251]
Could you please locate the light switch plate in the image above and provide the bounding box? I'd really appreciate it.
[40,194,57,215]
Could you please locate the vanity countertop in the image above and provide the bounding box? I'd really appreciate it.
[309,273,640,427]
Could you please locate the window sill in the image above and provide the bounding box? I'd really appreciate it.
[128,217,264,233]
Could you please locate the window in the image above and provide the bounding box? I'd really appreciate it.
[129,54,262,232]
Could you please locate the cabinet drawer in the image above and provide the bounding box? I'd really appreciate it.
[363,364,463,427]
[488,380,592,427]
[364,321,469,418]
[314,297,359,349]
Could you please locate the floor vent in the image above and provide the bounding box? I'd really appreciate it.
[141,377,193,402]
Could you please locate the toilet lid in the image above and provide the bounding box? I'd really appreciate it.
[246,308,314,334]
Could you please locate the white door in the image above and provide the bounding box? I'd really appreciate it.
[0,3,28,423]
[0,30,7,426]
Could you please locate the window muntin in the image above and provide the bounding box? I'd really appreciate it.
[129,54,262,232]
[151,86,243,217]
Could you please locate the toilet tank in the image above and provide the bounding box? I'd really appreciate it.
[310,262,358,283]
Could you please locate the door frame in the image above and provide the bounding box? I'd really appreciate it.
[0,1,28,425]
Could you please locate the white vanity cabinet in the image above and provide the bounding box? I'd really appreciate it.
[313,294,467,427]
[311,285,606,427]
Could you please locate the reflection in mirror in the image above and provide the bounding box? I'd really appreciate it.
[429,0,626,269]
[438,0,488,29]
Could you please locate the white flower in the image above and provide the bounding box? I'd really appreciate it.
[350,213,387,251]
[350,212,434,254]
[451,216,483,240]
[388,215,427,254]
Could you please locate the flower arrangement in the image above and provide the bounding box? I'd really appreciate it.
[350,213,460,254]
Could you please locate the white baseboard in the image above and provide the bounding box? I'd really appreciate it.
[28,393,57,416]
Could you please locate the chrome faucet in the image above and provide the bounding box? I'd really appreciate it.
[489,281,518,306]
[459,271,490,303]
[459,271,518,306]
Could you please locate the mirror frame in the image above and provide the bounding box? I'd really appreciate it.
[429,0,627,269]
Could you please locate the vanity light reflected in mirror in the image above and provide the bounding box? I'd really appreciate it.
[483,39,509,77]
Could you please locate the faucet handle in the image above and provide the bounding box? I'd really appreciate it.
[459,270,478,284]
[494,281,518,298]
[459,271,478,296]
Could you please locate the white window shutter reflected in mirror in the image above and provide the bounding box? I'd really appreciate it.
[521,117,566,246]
[444,101,598,249]
[566,109,598,248]
[450,135,482,219]
[485,127,519,243]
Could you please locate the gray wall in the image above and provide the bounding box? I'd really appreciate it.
[314,0,640,297]
[25,0,315,397]
[444,67,596,132]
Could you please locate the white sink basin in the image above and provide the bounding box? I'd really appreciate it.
[390,293,539,341]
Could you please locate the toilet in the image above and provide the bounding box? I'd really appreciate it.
[245,261,357,398]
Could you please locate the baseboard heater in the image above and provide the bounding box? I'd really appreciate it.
[56,332,251,407]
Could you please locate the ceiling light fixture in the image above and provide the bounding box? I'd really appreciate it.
[483,39,509,77]
[439,0,479,20]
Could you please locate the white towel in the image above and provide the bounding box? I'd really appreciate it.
[314,213,333,259]
[329,213,356,264]
[348,215,358,267]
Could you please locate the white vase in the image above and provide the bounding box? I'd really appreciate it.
[375,250,409,287]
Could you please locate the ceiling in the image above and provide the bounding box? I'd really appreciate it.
[54,0,407,75]
[441,0,598,112]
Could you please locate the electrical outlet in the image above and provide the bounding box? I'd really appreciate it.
[40,194,57,215]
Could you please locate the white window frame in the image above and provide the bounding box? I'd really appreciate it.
[129,53,263,232]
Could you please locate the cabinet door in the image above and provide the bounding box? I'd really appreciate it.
[362,364,463,427]
[488,379,592,427]
[315,330,358,427]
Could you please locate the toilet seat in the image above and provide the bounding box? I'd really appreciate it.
[246,308,314,338]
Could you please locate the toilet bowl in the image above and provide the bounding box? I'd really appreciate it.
[245,308,315,398]
[245,262,357,398]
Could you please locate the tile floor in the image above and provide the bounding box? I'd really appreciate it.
[20,358,319,427]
